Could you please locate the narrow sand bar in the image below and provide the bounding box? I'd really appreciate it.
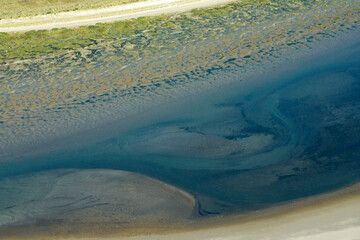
[0,0,238,32]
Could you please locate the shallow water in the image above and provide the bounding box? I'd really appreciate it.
[1,30,360,218]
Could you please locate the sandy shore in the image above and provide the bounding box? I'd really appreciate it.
[2,180,359,239]
[65,183,360,240]
[0,0,238,32]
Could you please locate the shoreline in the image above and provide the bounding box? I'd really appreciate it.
[77,182,360,239]
[2,181,360,239]
[0,0,238,32]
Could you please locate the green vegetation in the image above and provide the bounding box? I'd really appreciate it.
[0,0,331,62]
[0,14,171,61]
[0,0,144,19]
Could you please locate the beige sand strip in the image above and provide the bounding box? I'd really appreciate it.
[0,0,238,32]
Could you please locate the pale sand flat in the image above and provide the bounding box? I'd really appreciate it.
[0,0,238,32]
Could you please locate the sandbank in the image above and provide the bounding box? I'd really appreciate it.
[1,175,360,239]
[0,169,196,239]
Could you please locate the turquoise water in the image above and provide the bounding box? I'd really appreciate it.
[1,31,360,215]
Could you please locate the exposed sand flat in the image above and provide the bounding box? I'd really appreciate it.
[0,169,196,239]
[0,0,238,32]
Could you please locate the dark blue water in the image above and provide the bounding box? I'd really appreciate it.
[1,33,360,215]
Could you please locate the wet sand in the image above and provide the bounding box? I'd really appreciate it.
[68,183,360,239]
[1,179,359,239]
